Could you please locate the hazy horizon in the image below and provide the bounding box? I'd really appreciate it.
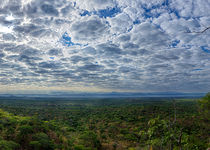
[0,90,206,98]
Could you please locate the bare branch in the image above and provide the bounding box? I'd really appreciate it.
[185,26,210,34]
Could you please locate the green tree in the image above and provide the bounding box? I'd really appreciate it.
[29,141,41,150]
[198,92,210,120]
[31,132,54,150]
[80,131,101,149]
[0,140,19,150]
[16,125,33,146]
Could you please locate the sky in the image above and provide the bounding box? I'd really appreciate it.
[0,0,210,94]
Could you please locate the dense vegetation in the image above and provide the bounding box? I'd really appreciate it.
[0,94,209,150]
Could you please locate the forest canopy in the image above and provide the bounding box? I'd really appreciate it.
[0,95,209,150]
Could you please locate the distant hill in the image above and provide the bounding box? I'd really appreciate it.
[0,92,205,99]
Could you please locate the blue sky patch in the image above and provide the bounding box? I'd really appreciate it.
[127,26,133,32]
[95,6,121,18]
[133,19,140,25]
[164,0,169,6]
[169,9,181,19]
[141,1,181,19]
[201,46,210,53]
[80,10,91,16]
[141,3,164,18]
[192,68,203,71]
[80,7,121,18]
[170,40,180,48]
[60,32,81,47]
[73,2,76,7]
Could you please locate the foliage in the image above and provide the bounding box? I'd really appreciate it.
[0,140,19,150]
[198,92,210,120]
[0,96,209,149]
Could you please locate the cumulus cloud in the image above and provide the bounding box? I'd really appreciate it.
[0,0,210,92]
[73,0,116,11]
[70,16,109,43]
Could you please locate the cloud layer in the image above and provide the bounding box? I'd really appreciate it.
[0,0,210,93]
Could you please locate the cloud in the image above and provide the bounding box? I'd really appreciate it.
[0,0,210,92]
[70,16,109,43]
[2,33,16,40]
[108,12,133,33]
[78,63,104,71]
[170,0,210,18]
[48,48,63,56]
[131,22,169,48]
[40,4,59,16]
[73,0,116,11]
